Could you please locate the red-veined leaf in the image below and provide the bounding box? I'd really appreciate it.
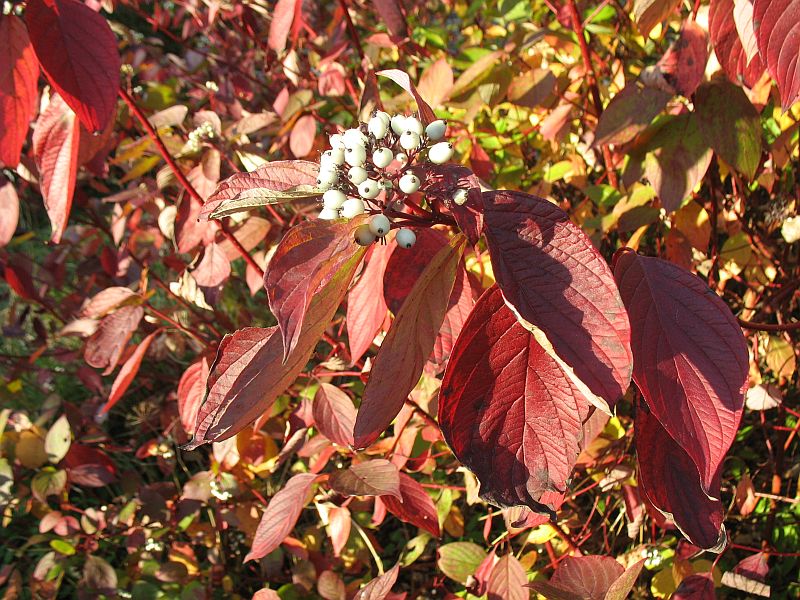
[487,553,527,600]
[187,233,366,448]
[102,330,159,413]
[328,459,402,499]
[0,15,39,168]
[0,177,20,247]
[632,0,681,36]
[482,190,632,411]
[672,573,716,600]
[84,305,144,374]
[417,57,454,107]
[267,218,368,360]
[347,242,392,364]
[371,0,408,39]
[439,286,592,512]
[25,0,120,133]
[32,93,80,243]
[709,0,766,88]
[381,472,440,536]
[178,358,210,434]
[81,287,138,319]
[613,250,748,498]
[312,383,356,447]
[430,264,477,369]
[656,21,709,97]
[192,242,231,288]
[383,228,449,314]
[268,0,298,52]
[752,0,800,109]
[635,402,726,550]
[594,84,671,147]
[353,234,466,449]
[245,472,318,561]
[377,69,436,124]
[200,160,319,221]
[353,563,400,600]
[289,114,316,158]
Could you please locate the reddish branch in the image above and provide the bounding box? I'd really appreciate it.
[336,0,366,63]
[737,318,800,332]
[118,88,265,278]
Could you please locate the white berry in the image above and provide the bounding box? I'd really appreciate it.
[345,145,367,167]
[390,114,407,135]
[323,189,347,210]
[355,224,376,246]
[398,173,421,194]
[358,179,381,200]
[405,117,424,135]
[368,116,389,139]
[317,168,338,188]
[347,166,368,185]
[425,120,446,140]
[374,110,390,125]
[428,141,454,164]
[400,131,421,150]
[329,134,345,150]
[341,197,366,219]
[369,214,391,237]
[372,147,393,168]
[396,228,416,249]
[322,148,345,165]
[395,152,408,164]
[319,207,340,220]
[343,128,368,148]
[452,188,469,205]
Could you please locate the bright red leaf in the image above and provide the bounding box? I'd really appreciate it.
[752,0,800,109]
[312,383,356,447]
[0,15,39,168]
[178,358,210,434]
[353,234,465,449]
[482,190,632,411]
[656,21,709,97]
[613,250,748,497]
[439,286,592,512]
[25,0,120,133]
[383,228,449,314]
[60,444,116,487]
[103,330,159,413]
[430,264,476,369]
[347,242,392,364]
[709,0,766,88]
[245,472,318,562]
[381,472,441,536]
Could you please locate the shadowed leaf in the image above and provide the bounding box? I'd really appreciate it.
[329,459,401,499]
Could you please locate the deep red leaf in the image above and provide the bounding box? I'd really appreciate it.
[709,0,766,88]
[347,242,392,364]
[672,573,716,600]
[200,160,319,221]
[752,0,800,109]
[613,250,748,497]
[0,176,20,247]
[482,190,632,410]
[376,69,436,124]
[81,287,138,319]
[84,305,144,375]
[381,473,441,536]
[32,93,80,243]
[268,0,297,52]
[60,444,116,487]
[102,330,158,413]
[245,472,318,561]
[487,553,527,600]
[439,286,592,512]
[178,358,210,434]
[267,218,368,360]
[383,228,449,314]
[371,0,408,39]
[192,242,231,288]
[656,21,709,97]
[635,403,726,550]
[470,142,494,180]
[428,164,484,245]
[289,114,316,158]
[328,459,402,499]
[25,0,120,133]
[0,15,39,168]
[312,383,356,447]
[353,234,466,449]
[430,264,477,369]
[353,564,400,600]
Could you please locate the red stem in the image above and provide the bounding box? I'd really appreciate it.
[737,318,800,332]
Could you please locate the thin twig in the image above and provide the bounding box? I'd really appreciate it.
[737,318,800,332]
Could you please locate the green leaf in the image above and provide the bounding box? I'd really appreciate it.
[208,185,323,219]
[31,467,67,503]
[437,542,487,585]
[45,415,71,463]
[50,539,76,556]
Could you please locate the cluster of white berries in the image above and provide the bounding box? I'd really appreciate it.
[315,111,454,249]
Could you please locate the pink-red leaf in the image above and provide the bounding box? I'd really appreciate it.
[312,383,356,447]
[383,228,449,314]
[192,242,231,288]
[376,69,436,124]
[267,218,368,360]
[752,0,800,109]
[439,286,592,512]
[0,176,20,247]
[417,58,454,107]
[709,0,766,88]
[178,358,210,434]
[381,472,441,536]
[0,15,39,168]
[200,160,319,221]
[482,190,632,410]
[613,250,748,497]
[84,305,144,374]
[289,114,316,158]
[487,553,527,600]
[353,234,466,449]
[353,563,400,600]
[430,264,476,369]
[268,0,298,52]
[25,0,120,133]
[245,472,317,561]
[656,21,709,97]
[327,505,351,556]
[548,556,623,600]
[328,459,402,499]
[347,242,392,364]
[32,93,80,243]
[81,286,138,319]
[102,330,158,413]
